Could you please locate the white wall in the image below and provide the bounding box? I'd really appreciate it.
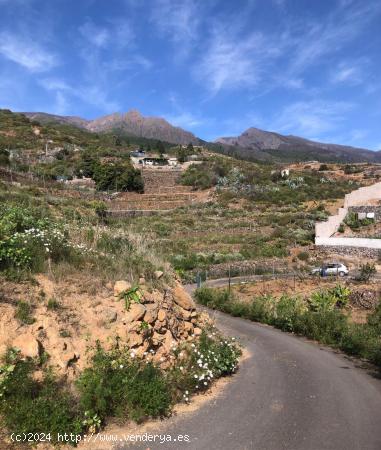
[315,182,381,240]
[315,237,381,249]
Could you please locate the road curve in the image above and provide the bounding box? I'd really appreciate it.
[121,310,381,450]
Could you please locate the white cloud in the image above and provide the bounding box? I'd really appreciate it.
[194,0,380,95]
[150,0,200,58]
[195,30,280,94]
[39,78,120,113]
[330,61,366,85]
[273,100,354,138]
[79,20,110,48]
[151,0,199,41]
[0,32,57,72]
[164,112,203,128]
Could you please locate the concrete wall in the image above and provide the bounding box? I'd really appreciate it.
[344,182,381,207]
[315,237,381,249]
[315,207,347,238]
[315,182,381,240]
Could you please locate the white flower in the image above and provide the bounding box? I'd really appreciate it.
[130,352,135,358]
[119,364,124,369]
[185,390,189,395]
[204,382,207,386]
[194,374,198,379]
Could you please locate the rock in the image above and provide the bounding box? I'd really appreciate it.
[157,308,167,322]
[173,282,195,311]
[128,332,143,348]
[154,320,165,331]
[163,330,176,352]
[124,303,146,323]
[152,331,166,345]
[103,308,117,323]
[144,305,158,323]
[13,333,41,358]
[184,321,193,332]
[154,270,164,280]
[193,327,202,336]
[139,277,146,285]
[114,280,131,297]
[176,306,191,319]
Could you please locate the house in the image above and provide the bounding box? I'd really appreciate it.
[168,157,178,166]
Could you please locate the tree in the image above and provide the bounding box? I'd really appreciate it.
[156,140,165,158]
[186,142,194,154]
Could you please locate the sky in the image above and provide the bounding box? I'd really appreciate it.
[0,0,381,149]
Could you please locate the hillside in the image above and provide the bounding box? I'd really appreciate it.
[216,127,381,163]
[24,110,201,146]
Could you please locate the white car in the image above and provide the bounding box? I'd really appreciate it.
[311,263,349,277]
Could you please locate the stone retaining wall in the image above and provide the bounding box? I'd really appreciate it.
[348,205,381,221]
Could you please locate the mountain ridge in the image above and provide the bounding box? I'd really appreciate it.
[215,127,381,163]
[23,110,201,146]
[22,110,381,163]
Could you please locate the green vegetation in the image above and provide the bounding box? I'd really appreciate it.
[344,211,374,230]
[195,287,381,366]
[0,330,240,441]
[14,301,35,325]
[356,263,377,282]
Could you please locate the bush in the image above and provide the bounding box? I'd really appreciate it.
[356,263,376,282]
[0,352,81,441]
[14,301,35,325]
[194,287,381,366]
[77,345,171,422]
[168,328,241,399]
[297,251,309,261]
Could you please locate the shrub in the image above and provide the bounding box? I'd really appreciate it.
[297,251,309,261]
[318,164,328,171]
[14,301,35,325]
[47,298,61,310]
[356,263,376,282]
[169,328,241,399]
[77,345,171,422]
[0,352,81,440]
[195,286,381,366]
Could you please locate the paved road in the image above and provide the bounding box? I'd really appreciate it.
[121,307,381,450]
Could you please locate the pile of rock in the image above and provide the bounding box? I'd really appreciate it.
[349,289,380,310]
[112,278,206,367]
[1,275,208,376]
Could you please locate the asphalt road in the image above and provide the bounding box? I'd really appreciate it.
[120,306,381,450]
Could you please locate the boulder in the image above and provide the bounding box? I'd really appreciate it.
[124,303,146,323]
[13,333,41,358]
[128,332,143,348]
[157,308,167,322]
[152,331,166,345]
[173,283,195,311]
[193,327,202,336]
[163,330,176,353]
[154,320,165,331]
[144,304,158,323]
[154,270,164,280]
[114,280,131,297]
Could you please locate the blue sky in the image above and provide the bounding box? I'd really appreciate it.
[0,0,381,149]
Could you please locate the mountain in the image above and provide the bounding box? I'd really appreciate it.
[23,110,201,146]
[215,127,381,163]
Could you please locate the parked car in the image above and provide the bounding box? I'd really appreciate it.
[311,263,349,277]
